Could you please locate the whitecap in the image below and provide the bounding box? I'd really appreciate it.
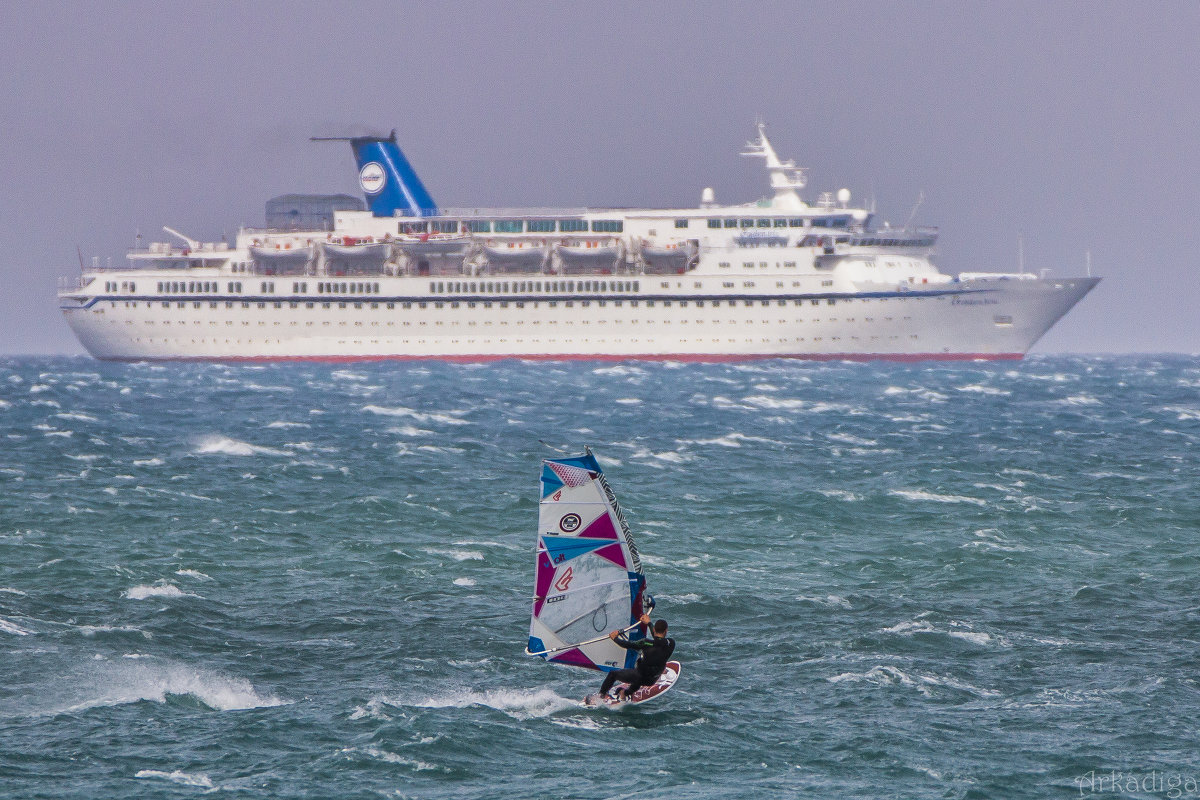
[49,660,284,714]
[796,594,852,609]
[362,405,471,425]
[817,489,860,502]
[55,412,99,422]
[409,687,577,719]
[827,433,876,446]
[452,577,476,587]
[266,420,310,429]
[346,746,446,772]
[192,434,286,457]
[424,548,483,562]
[888,488,987,506]
[955,384,1011,396]
[175,569,213,581]
[614,398,643,405]
[0,617,32,636]
[123,584,198,600]
[135,770,215,789]
[133,458,164,466]
[1059,394,1101,406]
[388,425,434,437]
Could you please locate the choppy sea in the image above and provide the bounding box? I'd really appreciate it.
[1,355,1198,799]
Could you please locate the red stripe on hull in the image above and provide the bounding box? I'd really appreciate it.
[98,352,1026,364]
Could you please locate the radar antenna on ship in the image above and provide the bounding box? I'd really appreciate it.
[740,122,809,211]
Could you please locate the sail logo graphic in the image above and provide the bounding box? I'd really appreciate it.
[359,162,387,194]
[558,513,581,533]
[554,567,573,592]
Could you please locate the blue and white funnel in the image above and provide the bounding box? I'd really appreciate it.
[346,131,438,218]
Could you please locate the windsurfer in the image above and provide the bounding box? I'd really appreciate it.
[598,614,676,701]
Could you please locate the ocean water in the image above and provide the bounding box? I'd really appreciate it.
[1,355,1197,799]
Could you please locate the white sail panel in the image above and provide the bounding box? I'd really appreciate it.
[527,452,649,672]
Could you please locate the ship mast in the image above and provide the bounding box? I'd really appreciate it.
[740,122,809,211]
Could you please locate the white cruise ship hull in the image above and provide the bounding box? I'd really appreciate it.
[61,276,1098,362]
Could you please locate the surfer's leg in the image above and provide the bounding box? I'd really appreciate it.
[600,668,639,696]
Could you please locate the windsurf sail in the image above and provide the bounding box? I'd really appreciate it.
[526,450,651,672]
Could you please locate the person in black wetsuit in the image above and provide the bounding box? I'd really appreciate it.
[597,614,675,702]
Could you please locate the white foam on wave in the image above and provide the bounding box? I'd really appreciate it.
[56,411,99,422]
[135,770,215,789]
[50,659,284,714]
[175,569,213,581]
[817,488,860,502]
[409,686,577,718]
[132,457,164,466]
[345,746,446,772]
[266,420,310,429]
[362,404,470,425]
[0,587,28,596]
[0,399,10,409]
[889,488,987,506]
[742,394,807,410]
[796,594,852,609]
[882,619,1008,648]
[388,424,434,437]
[1058,393,1101,406]
[193,434,286,457]
[827,432,876,446]
[123,583,198,600]
[955,384,1011,396]
[453,577,476,587]
[1162,405,1200,421]
[0,616,32,635]
[614,397,643,405]
[78,624,152,639]
[828,665,998,697]
[424,547,484,562]
[592,365,646,376]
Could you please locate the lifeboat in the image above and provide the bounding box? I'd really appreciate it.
[479,241,547,274]
[249,243,314,275]
[555,240,623,275]
[396,235,471,275]
[639,240,695,274]
[322,238,391,276]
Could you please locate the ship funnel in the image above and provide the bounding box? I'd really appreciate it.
[313,131,439,218]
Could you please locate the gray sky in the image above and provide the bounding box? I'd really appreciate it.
[2,1,1197,355]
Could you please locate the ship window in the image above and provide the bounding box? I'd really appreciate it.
[558,219,588,232]
[789,218,805,227]
[402,302,411,309]
[467,220,491,233]
[723,219,737,228]
[739,219,753,228]
[500,301,508,308]
[828,299,836,305]
[580,301,588,307]
[435,302,443,309]
[707,219,721,229]
[516,301,525,308]
[418,302,426,309]
[675,219,689,229]
[495,220,523,233]
[528,220,555,233]
[773,219,787,228]
[373,283,379,293]
[744,300,753,306]
[469,282,477,292]
[451,302,459,309]
[757,219,770,228]
[591,220,623,233]
[431,221,458,234]
[468,302,476,308]
[566,282,575,292]
[484,301,492,308]
[401,221,429,234]
[633,281,639,291]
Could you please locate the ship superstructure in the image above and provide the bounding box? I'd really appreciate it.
[59,125,1097,361]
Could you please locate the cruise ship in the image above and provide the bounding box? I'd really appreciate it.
[59,125,1097,362]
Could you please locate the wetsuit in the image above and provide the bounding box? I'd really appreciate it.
[599,633,676,698]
